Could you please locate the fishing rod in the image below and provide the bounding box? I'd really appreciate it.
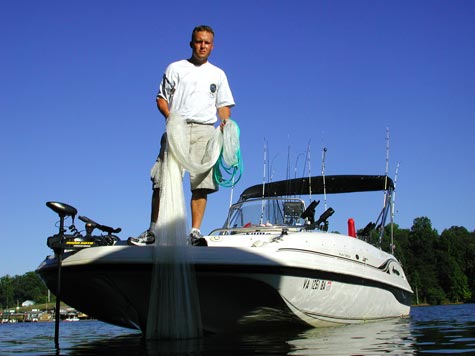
[378,128,390,245]
[259,139,267,225]
[371,128,391,245]
[321,147,328,211]
[302,139,312,201]
[390,163,400,255]
[286,139,293,198]
[294,152,304,179]
[382,128,390,208]
[286,137,291,180]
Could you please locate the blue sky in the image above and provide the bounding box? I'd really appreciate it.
[1,0,474,276]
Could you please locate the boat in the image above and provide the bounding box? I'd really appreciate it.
[64,315,80,322]
[36,174,413,335]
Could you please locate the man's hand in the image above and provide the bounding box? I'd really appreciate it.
[219,118,228,131]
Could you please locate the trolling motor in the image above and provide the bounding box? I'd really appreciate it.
[46,203,122,250]
[46,202,80,252]
[45,201,77,349]
[45,201,121,349]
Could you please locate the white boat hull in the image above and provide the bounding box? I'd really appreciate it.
[37,175,413,335]
[37,230,412,334]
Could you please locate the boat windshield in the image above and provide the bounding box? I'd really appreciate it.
[224,197,306,229]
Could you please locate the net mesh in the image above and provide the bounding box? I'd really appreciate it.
[213,118,243,187]
[146,146,202,339]
[145,113,240,339]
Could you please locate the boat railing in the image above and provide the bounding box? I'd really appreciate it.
[208,224,302,236]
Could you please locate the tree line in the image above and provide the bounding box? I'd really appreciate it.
[0,272,50,310]
[369,216,474,305]
[1,216,474,309]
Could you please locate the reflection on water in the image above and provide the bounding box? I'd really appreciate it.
[1,304,475,355]
[66,329,296,356]
[63,320,414,355]
[288,318,415,355]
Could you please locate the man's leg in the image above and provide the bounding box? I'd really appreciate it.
[150,187,160,227]
[191,189,207,230]
[127,188,158,246]
[189,189,209,246]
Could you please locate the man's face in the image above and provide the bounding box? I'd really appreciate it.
[190,31,214,64]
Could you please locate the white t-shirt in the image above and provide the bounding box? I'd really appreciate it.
[157,60,235,124]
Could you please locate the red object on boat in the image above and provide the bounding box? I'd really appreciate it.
[348,218,356,237]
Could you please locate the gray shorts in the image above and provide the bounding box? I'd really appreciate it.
[151,123,218,193]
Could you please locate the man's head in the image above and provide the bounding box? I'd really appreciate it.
[189,25,214,65]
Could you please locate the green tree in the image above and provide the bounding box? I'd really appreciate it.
[437,253,471,302]
[0,273,49,309]
[408,217,442,304]
[0,275,15,309]
[388,224,410,268]
[437,227,472,302]
[466,230,475,302]
[440,226,470,266]
[14,272,49,303]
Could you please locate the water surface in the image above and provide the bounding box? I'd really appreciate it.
[1,304,474,355]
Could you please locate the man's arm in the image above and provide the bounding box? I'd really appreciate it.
[217,106,232,130]
[217,106,231,120]
[157,97,170,119]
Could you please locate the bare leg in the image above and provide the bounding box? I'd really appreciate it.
[128,188,159,245]
[151,188,160,224]
[191,189,208,230]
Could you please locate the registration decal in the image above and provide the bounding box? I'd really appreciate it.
[302,279,332,291]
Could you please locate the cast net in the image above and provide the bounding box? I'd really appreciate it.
[145,113,240,339]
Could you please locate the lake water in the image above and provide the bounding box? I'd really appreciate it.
[1,304,474,355]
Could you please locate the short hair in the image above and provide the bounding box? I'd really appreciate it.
[191,25,214,40]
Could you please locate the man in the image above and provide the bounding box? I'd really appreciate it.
[128,25,235,246]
